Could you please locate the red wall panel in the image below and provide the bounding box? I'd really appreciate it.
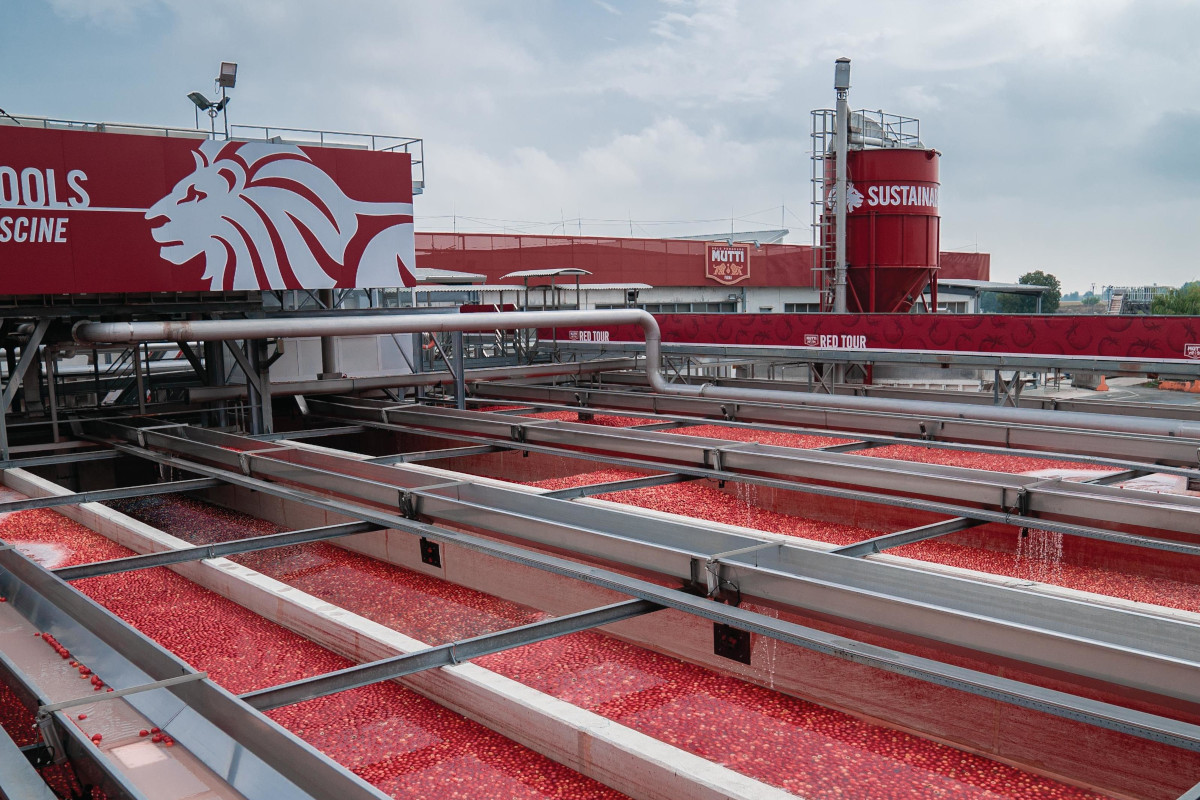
[415,232,989,291]
[548,313,1200,362]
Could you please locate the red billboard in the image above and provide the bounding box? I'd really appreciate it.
[547,313,1200,362]
[0,125,416,294]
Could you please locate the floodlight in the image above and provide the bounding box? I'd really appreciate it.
[187,91,214,110]
[218,61,238,88]
[834,57,851,91]
[214,96,231,111]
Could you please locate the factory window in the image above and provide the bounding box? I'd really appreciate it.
[758,306,774,313]
[638,302,738,313]
[783,303,821,313]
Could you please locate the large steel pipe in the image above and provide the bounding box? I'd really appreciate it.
[73,311,1200,440]
[74,311,696,397]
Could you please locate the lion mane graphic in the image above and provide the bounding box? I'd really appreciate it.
[824,181,864,213]
[146,140,416,290]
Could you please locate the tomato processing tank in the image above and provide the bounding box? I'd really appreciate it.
[814,61,941,313]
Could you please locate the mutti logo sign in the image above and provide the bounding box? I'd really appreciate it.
[804,333,868,349]
[706,244,750,285]
[1185,343,1200,359]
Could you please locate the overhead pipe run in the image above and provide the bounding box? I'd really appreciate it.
[72,310,1200,441]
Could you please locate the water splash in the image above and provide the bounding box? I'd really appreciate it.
[1014,527,1064,584]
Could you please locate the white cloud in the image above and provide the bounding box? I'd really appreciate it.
[18,0,1200,287]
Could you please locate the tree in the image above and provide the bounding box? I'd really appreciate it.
[997,270,1061,314]
[1151,283,1200,315]
[1081,295,1101,307]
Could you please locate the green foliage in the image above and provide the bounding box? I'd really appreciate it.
[1081,295,1101,306]
[997,270,1061,314]
[1151,283,1200,315]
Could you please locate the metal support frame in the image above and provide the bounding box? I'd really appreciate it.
[0,548,392,800]
[132,343,147,415]
[223,340,273,434]
[311,399,1200,549]
[91,422,1200,711]
[1,319,51,460]
[0,448,120,471]
[71,429,1200,752]
[807,362,836,394]
[54,521,381,581]
[542,473,696,500]
[43,347,60,444]
[993,369,1025,407]
[39,671,210,716]
[365,444,505,465]
[831,518,983,558]
[252,426,367,442]
[0,724,58,800]
[452,330,466,410]
[176,341,206,381]
[310,402,1200,557]
[241,599,661,711]
[315,405,1200,561]
[473,380,1200,470]
[0,478,220,515]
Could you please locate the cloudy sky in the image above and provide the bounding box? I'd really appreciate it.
[3,0,1198,291]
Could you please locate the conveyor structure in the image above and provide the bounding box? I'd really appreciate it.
[1,309,1200,800]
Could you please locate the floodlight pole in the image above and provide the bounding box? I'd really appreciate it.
[220,85,230,140]
[833,58,851,315]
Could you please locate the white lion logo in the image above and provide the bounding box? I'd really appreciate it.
[146,140,416,290]
[825,181,864,213]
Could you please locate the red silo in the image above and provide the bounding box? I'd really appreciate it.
[837,147,940,313]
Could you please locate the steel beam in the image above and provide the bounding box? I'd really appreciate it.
[0,548,391,800]
[252,426,367,442]
[366,445,505,465]
[831,518,984,557]
[0,449,121,471]
[67,435,1200,752]
[240,599,662,711]
[1,319,51,461]
[542,472,695,499]
[311,398,1200,545]
[472,381,1200,469]
[0,479,220,514]
[0,725,58,800]
[91,423,1200,709]
[554,340,1200,379]
[54,521,382,581]
[301,405,1200,557]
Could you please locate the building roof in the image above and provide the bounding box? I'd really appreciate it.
[937,279,1048,295]
[671,229,790,245]
[500,268,592,280]
[414,267,488,285]
[413,282,652,293]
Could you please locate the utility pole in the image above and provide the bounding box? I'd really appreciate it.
[833,57,851,315]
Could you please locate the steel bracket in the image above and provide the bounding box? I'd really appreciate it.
[509,424,527,444]
[20,742,55,769]
[398,490,420,520]
[35,715,67,766]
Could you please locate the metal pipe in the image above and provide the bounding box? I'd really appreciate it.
[318,288,340,378]
[73,309,690,391]
[72,311,1200,440]
[833,58,851,316]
